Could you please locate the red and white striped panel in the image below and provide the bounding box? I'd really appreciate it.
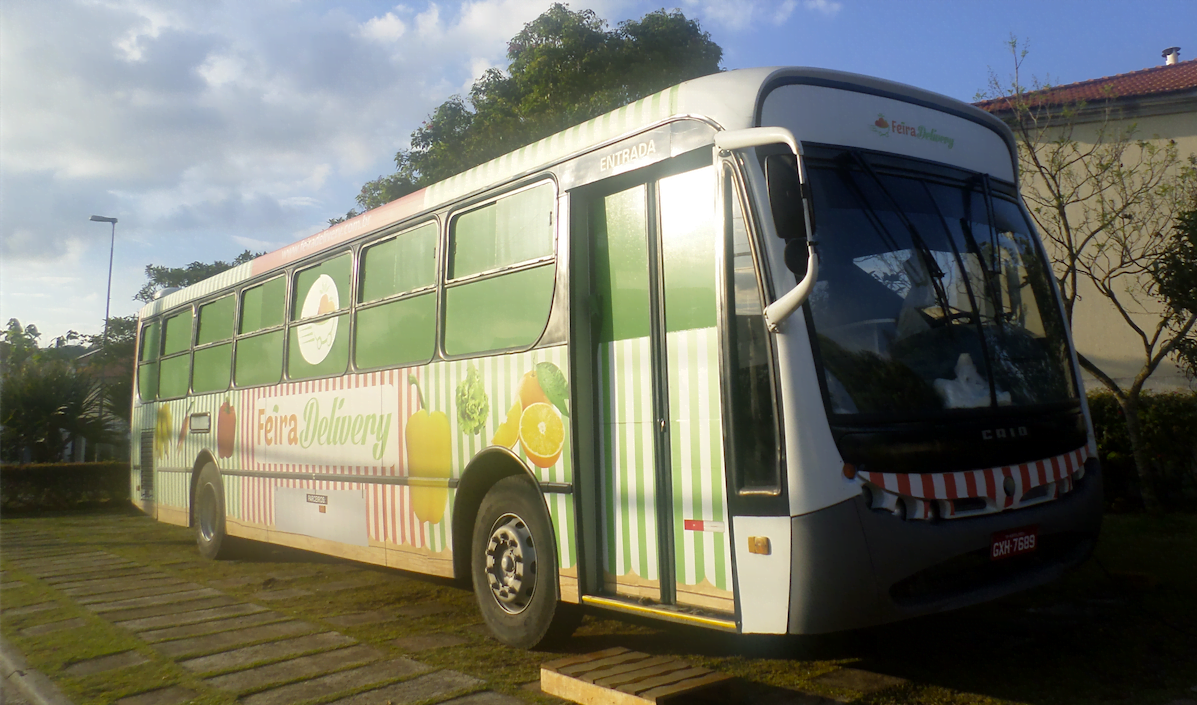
[857,446,1088,509]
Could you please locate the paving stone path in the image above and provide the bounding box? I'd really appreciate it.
[0,527,524,705]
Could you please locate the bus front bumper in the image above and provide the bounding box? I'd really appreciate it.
[787,461,1103,635]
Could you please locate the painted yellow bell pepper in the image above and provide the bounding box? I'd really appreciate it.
[406,374,451,525]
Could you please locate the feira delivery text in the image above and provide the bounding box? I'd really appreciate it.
[130,67,1102,647]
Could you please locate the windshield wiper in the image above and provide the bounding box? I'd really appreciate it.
[845,150,955,321]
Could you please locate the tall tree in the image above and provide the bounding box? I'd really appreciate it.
[136,250,261,303]
[979,38,1197,512]
[346,5,722,215]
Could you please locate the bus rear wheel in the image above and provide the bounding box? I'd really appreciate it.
[471,475,579,648]
[194,462,231,560]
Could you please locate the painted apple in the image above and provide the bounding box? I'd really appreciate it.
[217,398,236,458]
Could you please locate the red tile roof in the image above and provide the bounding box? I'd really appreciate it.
[975,58,1197,112]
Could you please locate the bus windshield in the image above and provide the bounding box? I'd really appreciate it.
[802,147,1077,418]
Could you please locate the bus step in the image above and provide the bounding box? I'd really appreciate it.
[541,647,732,704]
[580,595,737,631]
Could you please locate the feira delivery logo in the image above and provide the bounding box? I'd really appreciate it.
[869,112,955,149]
[297,274,339,364]
[254,386,397,465]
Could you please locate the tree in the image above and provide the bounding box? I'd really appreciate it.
[1,319,111,463]
[349,4,722,213]
[136,250,261,303]
[979,38,1197,512]
[1154,208,1197,379]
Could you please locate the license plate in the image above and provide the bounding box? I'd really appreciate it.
[990,526,1039,560]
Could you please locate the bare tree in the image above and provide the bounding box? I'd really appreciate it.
[979,38,1197,512]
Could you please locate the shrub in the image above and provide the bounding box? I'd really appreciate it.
[0,462,130,512]
[1088,391,1197,511]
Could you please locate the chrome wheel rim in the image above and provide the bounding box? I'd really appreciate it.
[483,512,536,614]
[198,483,218,542]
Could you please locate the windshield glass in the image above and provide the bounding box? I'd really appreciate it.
[803,148,1077,418]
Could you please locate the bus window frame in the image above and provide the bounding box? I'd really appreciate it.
[354,217,443,371]
[719,160,789,514]
[191,294,236,395]
[284,250,355,382]
[135,317,161,402]
[232,273,289,389]
[156,305,196,400]
[440,177,560,360]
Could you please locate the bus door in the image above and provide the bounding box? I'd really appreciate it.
[575,162,736,615]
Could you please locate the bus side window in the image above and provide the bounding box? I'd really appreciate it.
[288,253,351,380]
[193,295,234,394]
[158,309,193,399]
[726,174,781,493]
[235,276,285,387]
[443,182,556,356]
[138,320,161,401]
[355,222,438,369]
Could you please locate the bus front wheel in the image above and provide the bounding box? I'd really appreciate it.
[471,475,578,648]
[194,462,231,560]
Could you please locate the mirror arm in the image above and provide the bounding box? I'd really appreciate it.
[763,243,818,333]
[715,127,819,333]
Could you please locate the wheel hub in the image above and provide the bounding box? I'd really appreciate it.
[198,485,218,542]
[484,513,537,614]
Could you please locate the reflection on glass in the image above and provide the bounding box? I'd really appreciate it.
[805,152,1076,417]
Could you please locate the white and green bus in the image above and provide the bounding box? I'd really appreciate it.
[130,66,1103,647]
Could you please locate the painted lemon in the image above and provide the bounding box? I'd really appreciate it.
[154,405,173,460]
[491,401,522,449]
[519,403,564,468]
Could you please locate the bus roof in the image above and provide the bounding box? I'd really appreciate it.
[139,66,1013,319]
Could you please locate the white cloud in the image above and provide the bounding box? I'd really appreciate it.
[360,10,408,42]
[416,3,442,37]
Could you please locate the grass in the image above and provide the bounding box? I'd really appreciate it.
[2,507,1195,704]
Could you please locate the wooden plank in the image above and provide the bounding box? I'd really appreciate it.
[585,656,676,685]
[619,666,711,696]
[602,662,692,689]
[542,649,730,705]
[558,651,651,677]
[542,647,629,672]
[542,667,648,705]
[640,671,732,702]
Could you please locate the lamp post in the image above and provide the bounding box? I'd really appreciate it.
[89,215,118,461]
[89,215,118,350]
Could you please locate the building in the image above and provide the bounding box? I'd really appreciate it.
[975,48,1197,393]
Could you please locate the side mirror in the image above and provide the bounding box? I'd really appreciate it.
[714,127,819,332]
[765,154,808,244]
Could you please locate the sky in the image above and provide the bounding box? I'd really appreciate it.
[3,0,1195,342]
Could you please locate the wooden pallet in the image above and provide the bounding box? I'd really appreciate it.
[541,647,732,704]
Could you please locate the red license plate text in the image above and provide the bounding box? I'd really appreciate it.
[990,526,1039,560]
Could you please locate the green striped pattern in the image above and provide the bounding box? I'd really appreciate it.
[597,335,659,584]
[667,327,731,593]
[421,345,575,568]
[130,390,241,515]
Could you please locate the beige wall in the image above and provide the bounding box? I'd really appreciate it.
[1019,102,1197,393]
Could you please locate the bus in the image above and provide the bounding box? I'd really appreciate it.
[129,66,1103,648]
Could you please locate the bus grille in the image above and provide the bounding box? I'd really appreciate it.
[139,430,154,499]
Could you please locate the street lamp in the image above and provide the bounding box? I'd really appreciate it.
[89,215,118,351]
[89,215,118,461]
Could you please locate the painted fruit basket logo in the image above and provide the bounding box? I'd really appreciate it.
[297,274,339,365]
[870,113,890,137]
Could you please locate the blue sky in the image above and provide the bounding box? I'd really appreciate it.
[3,0,1194,341]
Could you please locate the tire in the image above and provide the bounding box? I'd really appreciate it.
[194,462,231,560]
[471,474,580,648]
